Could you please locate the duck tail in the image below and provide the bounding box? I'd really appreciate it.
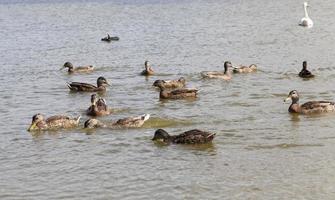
[66,82,72,90]
[141,114,151,121]
[206,133,216,139]
[75,115,81,124]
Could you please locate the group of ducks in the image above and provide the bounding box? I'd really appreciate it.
[28,56,332,144]
[27,2,329,144]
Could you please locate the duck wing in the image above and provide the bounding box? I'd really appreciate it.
[46,115,70,123]
[75,65,94,71]
[171,88,198,95]
[67,82,97,91]
[173,129,215,144]
[301,101,335,112]
[114,114,150,127]
[96,98,108,111]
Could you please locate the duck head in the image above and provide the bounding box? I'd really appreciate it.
[153,80,165,87]
[90,94,98,105]
[27,113,44,131]
[178,77,186,83]
[284,90,299,104]
[224,61,232,73]
[84,119,105,129]
[144,60,150,69]
[97,77,110,87]
[152,129,171,142]
[60,62,74,71]
[302,61,307,70]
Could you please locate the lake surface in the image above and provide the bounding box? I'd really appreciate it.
[1,0,335,199]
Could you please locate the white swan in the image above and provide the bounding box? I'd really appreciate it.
[299,2,313,28]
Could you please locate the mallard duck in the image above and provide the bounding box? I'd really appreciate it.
[27,113,81,131]
[60,62,94,73]
[86,94,111,116]
[284,90,335,114]
[153,77,186,89]
[84,114,150,129]
[67,77,110,92]
[101,34,119,42]
[152,129,215,144]
[201,61,232,80]
[299,61,315,78]
[141,61,154,76]
[155,82,198,99]
[233,64,257,73]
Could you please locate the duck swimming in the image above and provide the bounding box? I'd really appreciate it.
[153,77,186,89]
[155,81,198,99]
[152,129,215,144]
[201,61,232,80]
[101,34,119,42]
[233,64,257,73]
[141,61,154,76]
[284,90,335,114]
[299,61,314,78]
[67,77,110,92]
[86,94,111,116]
[299,2,313,28]
[84,114,150,129]
[60,62,94,73]
[27,113,81,131]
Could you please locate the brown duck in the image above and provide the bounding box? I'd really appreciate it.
[284,90,335,114]
[201,61,233,80]
[84,114,150,129]
[60,62,94,73]
[27,113,81,131]
[86,94,111,116]
[152,129,216,144]
[141,60,154,76]
[233,64,257,73]
[67,77,110,92]
[153,77,186,89]
[155,81,198,99]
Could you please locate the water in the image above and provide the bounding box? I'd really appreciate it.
[1,0,335,199]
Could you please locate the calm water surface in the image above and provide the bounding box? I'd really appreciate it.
[1,0,335,199]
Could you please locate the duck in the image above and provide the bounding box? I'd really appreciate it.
[152,129,216,144]
[233,64,257,73]
[27,113,81,131]
[67,76,110,92]
[155,82,198,99]
[201,61,232,80]
[284,90,335,114]
[299,61,314,78]
[141,60,154,76]
[60,62,94,73]
[101,34,119,42]
[84,114,150,129]
[153,77,186,89]
[299,2,313,28]
[86,94,111,116]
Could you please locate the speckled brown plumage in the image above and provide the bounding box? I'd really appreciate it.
[28,113,81,131]
[67,77,110,92]
[153,77,186,89]
[152,129,215,144]
[284,90,335,114]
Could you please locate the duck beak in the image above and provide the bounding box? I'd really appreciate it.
[105,82,110,86]
[27,123,36,132]
[284,96,291,102]
[59,66,65,71]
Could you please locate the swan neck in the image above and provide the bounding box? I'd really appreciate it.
[304,4,309,18]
